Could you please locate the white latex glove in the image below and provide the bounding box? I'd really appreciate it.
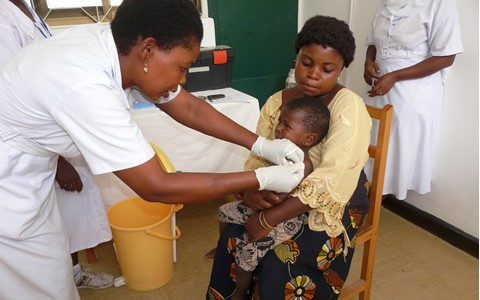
[254,162,305,193]
[251,136,304,166]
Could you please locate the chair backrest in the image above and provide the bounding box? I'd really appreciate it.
[339,104,393,300]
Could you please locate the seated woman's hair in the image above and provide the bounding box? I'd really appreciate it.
[295,15,355,68]
[286,97,331,143]
[111,0,203,55]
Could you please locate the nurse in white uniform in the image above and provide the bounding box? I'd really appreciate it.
[363,0,463,200]
[0,0,305,298]
[0,0,50,53]
[0,0,113,290]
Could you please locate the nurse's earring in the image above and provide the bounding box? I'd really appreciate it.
[143,60,149,73]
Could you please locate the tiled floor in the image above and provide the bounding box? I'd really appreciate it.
[79,198,478,300]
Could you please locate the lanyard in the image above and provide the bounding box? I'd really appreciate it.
[35,17,52,38]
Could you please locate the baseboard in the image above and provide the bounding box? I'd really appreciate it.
[382,195,479,258]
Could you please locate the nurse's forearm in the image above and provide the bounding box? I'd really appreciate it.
[160,89,258,150]
[388,55,456,82]
[114,156,259,204]
[186,100,258,149]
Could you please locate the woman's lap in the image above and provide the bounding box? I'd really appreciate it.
[207,205,367,299]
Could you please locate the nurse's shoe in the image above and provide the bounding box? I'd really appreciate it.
[74,265,114,289]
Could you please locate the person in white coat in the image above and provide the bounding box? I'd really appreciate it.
[363,0,463,200]
[0,0,305,299]
[0,0,114,290]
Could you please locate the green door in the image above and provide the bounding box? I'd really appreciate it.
[208,1,298,106]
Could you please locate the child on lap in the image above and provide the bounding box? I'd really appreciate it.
[217,97,330,299]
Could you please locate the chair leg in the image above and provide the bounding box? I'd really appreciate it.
[86,247,97,263]
[359,238,378,300]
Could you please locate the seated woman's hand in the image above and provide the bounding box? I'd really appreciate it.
[242,190,281,211]
[55,156,83,192]
[246,212,271,242]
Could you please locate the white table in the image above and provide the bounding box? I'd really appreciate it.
[97,88,260,208]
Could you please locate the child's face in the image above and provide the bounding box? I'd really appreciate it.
[295,43,344,98]
[275,108,308,149]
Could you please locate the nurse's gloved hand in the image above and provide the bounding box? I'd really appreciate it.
[254,162,305,193]
[251,136,304,165]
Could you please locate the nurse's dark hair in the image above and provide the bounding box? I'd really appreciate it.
[295,15,355,68]
[111,0,203,55]
[285,97,330,143]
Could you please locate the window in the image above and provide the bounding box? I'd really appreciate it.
[27,0,119,25]
[30,0,205,26]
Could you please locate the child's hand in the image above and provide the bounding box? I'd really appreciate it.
[246,212,271,242]
[242,190,280,211]
[234,192,244,201]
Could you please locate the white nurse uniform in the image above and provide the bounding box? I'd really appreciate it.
[0,24,155,299]
[364,0,463,199]
[0,0,113,258]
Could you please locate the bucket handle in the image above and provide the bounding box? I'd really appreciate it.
[145,225,181,240]
[174,204,183,212]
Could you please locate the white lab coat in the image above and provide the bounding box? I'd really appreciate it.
[0,0,113,257]
[0,0,51,58]
[0,23,154,299]
[55,155,112,254]
[363,0,463,199]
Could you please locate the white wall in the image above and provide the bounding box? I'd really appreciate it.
[298,0,351,32]
[298,0,479,238]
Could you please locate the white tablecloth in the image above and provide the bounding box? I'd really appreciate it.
[97,88,260,208]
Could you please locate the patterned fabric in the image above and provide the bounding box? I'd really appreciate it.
[207,171,369,299]
[218,200,307,272]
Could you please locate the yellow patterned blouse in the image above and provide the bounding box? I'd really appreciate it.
[245,88,371,238]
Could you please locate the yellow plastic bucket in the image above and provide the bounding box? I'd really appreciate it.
[107,197,182,291]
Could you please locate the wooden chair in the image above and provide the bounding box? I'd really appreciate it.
[85,143,178,264]
[339,104,393,300]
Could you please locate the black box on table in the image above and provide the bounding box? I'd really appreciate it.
[184,45,235,92]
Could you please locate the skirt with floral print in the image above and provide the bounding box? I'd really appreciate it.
[207,171,369,300]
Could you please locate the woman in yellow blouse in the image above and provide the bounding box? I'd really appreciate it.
[208,15,371,299]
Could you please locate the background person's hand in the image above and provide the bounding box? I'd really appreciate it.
[254,162,304,193]
[367,72,396,97]
[251,136,304,165]
[55,156,83,192]
[363,60,380,85]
